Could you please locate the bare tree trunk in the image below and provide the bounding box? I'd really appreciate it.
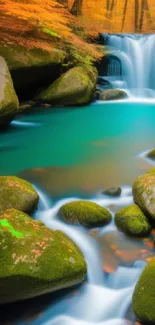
[71,0,83,16]
[121,0,128,31]
[139,0,145,32]
[135,0,140,32]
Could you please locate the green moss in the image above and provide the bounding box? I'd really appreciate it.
[0,208,87,303]
[0,176,39,214]
[115,204,151,237]
[35,66,97,106]
[133,168,155,221]
[60,200,112,228]
[132,258,155,323]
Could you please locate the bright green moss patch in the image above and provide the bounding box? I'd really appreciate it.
[115,204,151,237]
[0,219,23,238]
[60,200,112,228]
[132,258,155,323]
[0,208,87,303]
[0,176,39,214]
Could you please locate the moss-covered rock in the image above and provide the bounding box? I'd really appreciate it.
[0,176,39,214]
[0,208,87,303]
[99,89,127,101]
[60,200,112,228]
[133,168,155,221]
[0,56,19,127]
[102,186,122,197]
[35,66,98,106]
[115,204,151,237]
[147,149,155,160]
[132,258,155,323]
[0,44,65,99]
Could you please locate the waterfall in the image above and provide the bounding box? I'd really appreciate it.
[100,34,155,98]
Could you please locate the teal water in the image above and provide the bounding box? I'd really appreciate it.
[0,101,155,197]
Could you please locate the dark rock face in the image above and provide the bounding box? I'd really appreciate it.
[0,56,19,128]
[0,208,87,303]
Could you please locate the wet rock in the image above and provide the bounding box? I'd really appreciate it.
[0,56,19,128]
[35,66,98,106]
[60,200,112,228]
[147,149,155,160]
[102,186,122,197]
[132,257,155,323]
[133,168,155,221]
[19,100,36,112]
[0,176,39,214]
[115,204,151,237]
[0,208,87,303]
[99,89,128,101]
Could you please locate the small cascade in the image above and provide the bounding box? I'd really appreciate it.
[100,34,155,98]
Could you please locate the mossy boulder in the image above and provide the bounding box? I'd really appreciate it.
[99,89,127,101]
[133,168,155,221]
[132,258,155,323]
[102,186,122,197]
[115,204,151,237]
[0,44,65,100]
[35,66,98,106]
[0,208,87,303]
[59,200,112,228]
[0,176,39,214]
[0,56,19,127]
[147,149,155,160]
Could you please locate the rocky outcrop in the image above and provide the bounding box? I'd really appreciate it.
[60,200,112,228]
[0,56,19,128]
[99,89,127,101]
[115,204,151,237]
[0,176,39,214]
[0,208,87,303]
[35,66,98,106]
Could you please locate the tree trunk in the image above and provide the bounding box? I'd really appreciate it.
[71,0,83,16]
[135,0,140,32]
[121,0,128,31]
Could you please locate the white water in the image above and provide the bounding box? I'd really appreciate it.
[34,186,145,325]
[102,34,155,98]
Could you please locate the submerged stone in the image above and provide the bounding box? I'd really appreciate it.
[0,176,39,214]
[35,66,98,106]
[133,168,155,221]
[60,200,112,228]
[0,56,19,127]
[147,149,155,160]
[132,258,155,323]
[115,204,151,237]
[102,186,121,197]
[99,89,127,101]
[0,208,87,303]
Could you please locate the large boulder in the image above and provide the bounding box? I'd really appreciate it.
[115,204,151,237]
[0,176,39,214]
[59,200,112,228]
[0,56,19,127]
[132,258,155,323]
[35,66,98,106]
[133,168,155,221]
[0,208,87,303]
[99,89,127,101]
[0,44,65,99]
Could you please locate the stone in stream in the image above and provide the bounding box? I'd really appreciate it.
[99,89,127,101]
[133,168,155,221]
[0,176,39,214]
[115,204,151,237]
[59,200,112,228]
[102,186,121,197]
[0,208,87,304]
[0,56,19,128]
[35,66,98,106]
[132,257,155,323]
[147,149,155,160]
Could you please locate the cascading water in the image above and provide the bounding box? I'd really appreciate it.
[100,34,155,98]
